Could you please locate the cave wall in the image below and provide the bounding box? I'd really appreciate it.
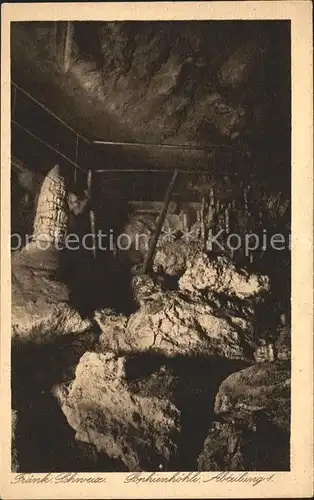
[11,162,44,245]
[11,20,291,183]
[10,21,292,474]
[10,20,291,263]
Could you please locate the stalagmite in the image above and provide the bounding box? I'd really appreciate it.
[32,164,68,247]
[11,164,92,338]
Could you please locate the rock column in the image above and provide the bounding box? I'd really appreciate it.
[32,164,68,247]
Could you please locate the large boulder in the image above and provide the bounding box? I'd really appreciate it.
[214,361,291,432]
[12,244,92,340]
[95,254,271,359]
[197,414,290,472]
[53,352,181,471]
[198,361,291,472]
[95,254,271,360]
[96,288,255,360]
[197,421,256,471]
[179,254,270,299]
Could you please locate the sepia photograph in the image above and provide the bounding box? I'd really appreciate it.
[1,2,313,499]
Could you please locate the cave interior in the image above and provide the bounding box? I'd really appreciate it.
[10,20,291,474]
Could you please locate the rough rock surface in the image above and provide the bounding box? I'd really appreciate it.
[54,352,181,471]
[130,274,162,304]
[11,330,126,473]
[275,326,291,361]
[154,241,203,276]
[198,361,291,471]
[179,254,270,299]
[95,255,269,359]
[33,164,68,245]
[12,245,92,339]
[253,340,275,363]
[197,421,256,471]
[12,163,92,338]
[96,288,255,360]
[197,414,290,471]
[11,22,289,151]
[214,361,290,431]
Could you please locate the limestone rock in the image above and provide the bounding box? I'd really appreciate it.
[12,22,289,152]
[198,413,290,471]
[179,254,270,299]
[206,290,255,321]
[130,274,162,304]
[197,422,254,471]
[33,164,68,246]
[54,352,181,471]
[94,309,128,352]
[275,326,291,361]
[253,341,275,363]
[98,290,254,360]
[12,246,92,339]
[214,361,291,432]
[96,255,270,359]
[199,360,291,471]
[128,364,179,403]
[127,292,253,358]
[154,241,203,276]
[219,40,262,88]
[12,163,91,338]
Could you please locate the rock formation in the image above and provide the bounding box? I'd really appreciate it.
[197,421,257,471]
[213,361,291,431]
[53,352,181,471]
[96,293,254,359]
[10,21,291,473]
[12,192,289,470]
[95,254,270,360]
[11,165,92,339]
[12,241,290,471]
[32,164,68,247]
[179,254,270,299]
[11,21,290,180]
[154,241,203,277]
[119,213,204,275]
[198,361,291,471]
[275,326,291,361]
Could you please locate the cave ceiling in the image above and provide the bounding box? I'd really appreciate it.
[11,20,291,178]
